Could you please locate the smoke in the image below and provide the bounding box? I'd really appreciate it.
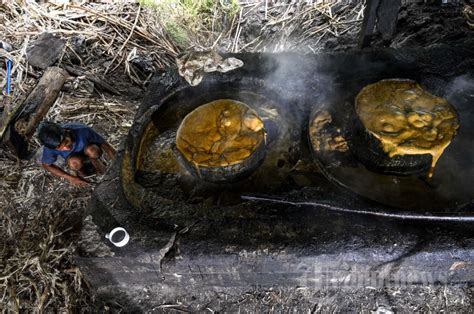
[444,74,474,104]
[444,74,474,129]
[261,53,333,118]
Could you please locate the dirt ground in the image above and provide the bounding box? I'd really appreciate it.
[122,286,474,312]
[1,0,474,312]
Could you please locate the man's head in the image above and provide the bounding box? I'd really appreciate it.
[38,121,73,151]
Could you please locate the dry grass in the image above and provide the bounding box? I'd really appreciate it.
[138,0,364,53]
[0,1,364,95]
[229,1,364,53]
[0,1,178,89]
[0,167,91,312]
[464,4,474,29]
[0,96,137,311]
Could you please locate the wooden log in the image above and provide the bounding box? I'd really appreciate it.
[64,65,121,95]
[14,66,69,138]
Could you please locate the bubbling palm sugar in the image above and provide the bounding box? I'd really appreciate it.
[176,99,265,168]
[356,79,459,178]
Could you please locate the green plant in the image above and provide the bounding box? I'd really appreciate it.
[140,0,240,48]
[165,20,190,47]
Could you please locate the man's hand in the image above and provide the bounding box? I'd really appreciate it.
[43,163,90,187]
[68,176,90,187]
[42,162,90,187]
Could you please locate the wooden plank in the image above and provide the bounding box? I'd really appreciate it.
[27,32,66,70]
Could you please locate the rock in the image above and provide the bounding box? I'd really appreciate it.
[27,32,66,69]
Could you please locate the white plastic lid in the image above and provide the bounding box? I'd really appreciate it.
[105,227,130,247]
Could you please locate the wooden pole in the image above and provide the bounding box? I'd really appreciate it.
[359,0,380,48]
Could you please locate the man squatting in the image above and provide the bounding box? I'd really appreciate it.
[37,121,116,187]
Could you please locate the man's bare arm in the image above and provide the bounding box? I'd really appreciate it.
[42,163,89,187]
[100,142,116,160]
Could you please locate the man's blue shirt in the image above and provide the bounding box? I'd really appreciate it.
[41,123,105,165]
